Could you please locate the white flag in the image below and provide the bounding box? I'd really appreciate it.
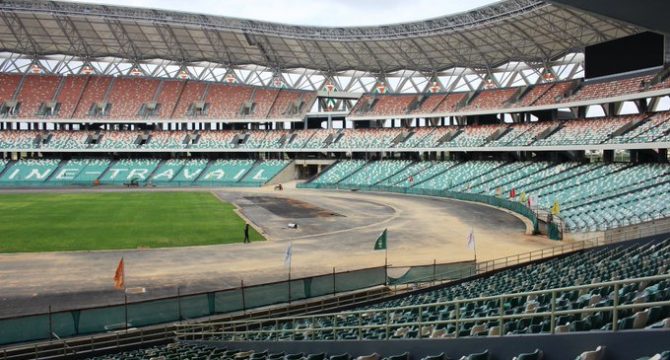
[467,228,475,251]
[284,242,293,268]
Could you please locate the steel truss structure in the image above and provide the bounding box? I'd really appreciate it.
[0,0,644,95]
[0,51,585,95]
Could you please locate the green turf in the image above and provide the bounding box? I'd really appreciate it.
[0,192,264,252]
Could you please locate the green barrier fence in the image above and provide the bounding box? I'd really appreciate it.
[0,260,476,346]
[298,183,541,236]
[548,222,563,240]
[388,261,476,285]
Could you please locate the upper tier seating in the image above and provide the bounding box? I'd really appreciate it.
[153,80,184,118]
[515,83,554,107]
[1,72,670,121]
[407,94,447,115]
[248,88,277,119]
[525,81,576,106]
[206,84,254,119]
[357,95,416,117]
[0,74,22,104]
[433,93,467,113]
[0,74,318,120]
[56,76,88,118]
[15,75,60,118]
[73,76,113,118]
[266,90,310,119]
[174,81,208,118]
[107,78,160,118]
[567,74,654,103]
[461,88,517,111]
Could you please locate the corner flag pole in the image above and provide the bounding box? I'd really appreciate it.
[474,235,478,263]
[374,229,388,284]
[468,228,477,264]
[285,242,293,304]
[385,244,388,284]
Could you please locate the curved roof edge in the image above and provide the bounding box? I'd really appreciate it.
[0,0,644,72]
[2,0,545,40]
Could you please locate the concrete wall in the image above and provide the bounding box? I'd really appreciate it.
[266,162,298,186]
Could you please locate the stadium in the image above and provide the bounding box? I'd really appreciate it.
[0,0,669,358]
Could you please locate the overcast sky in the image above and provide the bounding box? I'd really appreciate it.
[61,0,499,26]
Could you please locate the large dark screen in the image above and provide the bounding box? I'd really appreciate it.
[585,32,664,79]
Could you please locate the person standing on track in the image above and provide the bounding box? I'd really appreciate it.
[244,223,250,243]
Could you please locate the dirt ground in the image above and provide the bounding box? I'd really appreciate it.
[0,184,557,316]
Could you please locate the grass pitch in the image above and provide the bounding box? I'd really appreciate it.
[0,192,264,252]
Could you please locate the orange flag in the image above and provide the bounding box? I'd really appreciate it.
[114,258,125,290]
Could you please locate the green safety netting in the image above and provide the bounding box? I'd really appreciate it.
[388,261,476,285]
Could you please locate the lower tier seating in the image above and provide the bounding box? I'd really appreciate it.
[212,238,670,341]
[0,158,60,183]
[82,343,558,360]
[306,160,670,233]
[0,158,290,187]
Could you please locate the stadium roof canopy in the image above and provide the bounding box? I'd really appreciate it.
[0,0,645,73]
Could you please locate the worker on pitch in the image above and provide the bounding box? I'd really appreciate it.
[244,223,250,243]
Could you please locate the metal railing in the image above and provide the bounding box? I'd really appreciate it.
[391,218,670,290]
[0,287,391,359]
[175,273,670,341]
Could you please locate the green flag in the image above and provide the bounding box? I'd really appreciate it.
[374,229,387,250]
